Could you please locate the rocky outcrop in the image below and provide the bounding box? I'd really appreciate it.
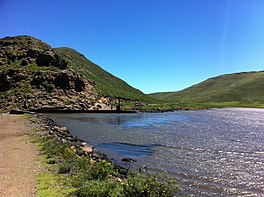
[0,67,99,110]
[0,69,27,92]
[30,71,86,92]
[0,36,116,112]
[36,52,68,69]
[0,36,68,69]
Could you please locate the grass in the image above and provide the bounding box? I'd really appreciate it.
[149,71,264,108]
[3,35,264,111]
[36,172,75,197]
[1,36,156,112]
[31,127,180,197]
[54,47,153,102]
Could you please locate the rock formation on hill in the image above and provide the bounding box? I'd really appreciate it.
[0,36,116,111]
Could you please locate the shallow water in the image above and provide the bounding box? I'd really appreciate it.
[47,108,264,196]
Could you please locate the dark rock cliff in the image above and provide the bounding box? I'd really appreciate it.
[0,36,115,112]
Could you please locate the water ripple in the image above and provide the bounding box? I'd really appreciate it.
[48,108,264,196]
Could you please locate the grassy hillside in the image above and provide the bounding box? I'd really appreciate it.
[149,71,264,107]
[55,47,152,102]
[0,35,155,112]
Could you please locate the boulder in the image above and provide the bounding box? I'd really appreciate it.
[36,51,54,66]
[53,73,70,89]
[53,126,69,133]
[74,77,85,92]
[58,126,69,133]
[27,48,40,58]
[119,168,128,175]
[91,153,100,159]
[51,54,68,69]
[81,142,88,147]
[82,145,94,154]
[121,158,137,163]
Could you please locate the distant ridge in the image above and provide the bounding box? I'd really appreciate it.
[149,71,264,107]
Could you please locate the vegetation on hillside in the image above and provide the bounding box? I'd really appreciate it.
[3,35,264,111]
[149,71,264,108]
[55,47,152,102]
[0,35,156,112]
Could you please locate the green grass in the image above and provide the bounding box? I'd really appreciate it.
[55,47,153,102]
[149,71,264,108]
[3,35,264,110]
[31,128,180,197]
[36,172,76,197]
[1,35,156,112]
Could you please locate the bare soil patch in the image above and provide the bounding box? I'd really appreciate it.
[0,114,39,197]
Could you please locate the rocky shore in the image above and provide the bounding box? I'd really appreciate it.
[1,111,179,196]
[32,113,130,176]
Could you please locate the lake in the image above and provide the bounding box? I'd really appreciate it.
[47,108,264,196]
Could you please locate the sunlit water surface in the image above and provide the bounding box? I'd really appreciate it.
[47,108,264,196]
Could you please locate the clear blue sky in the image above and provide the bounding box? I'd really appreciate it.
[1,0,264,93]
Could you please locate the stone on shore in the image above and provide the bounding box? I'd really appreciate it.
[54,126,69,133]
[121,157,137,163]
[82,145,93,154]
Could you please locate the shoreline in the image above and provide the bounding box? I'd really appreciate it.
[30,112,180,196]
[34,113,130,176]
[8,107,189,115]
[30,109,138,114]
[32,108,264,197]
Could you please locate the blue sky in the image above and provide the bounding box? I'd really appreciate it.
[1,0,264,93]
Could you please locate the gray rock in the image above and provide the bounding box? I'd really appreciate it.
[119,168,128,175]
[121,157,137,163]
[58,126,69,133]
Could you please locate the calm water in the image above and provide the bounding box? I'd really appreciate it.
[47,108,264,196]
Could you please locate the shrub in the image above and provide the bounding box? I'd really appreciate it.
[36,132,180,197]
[58,162,75,174]
[90,161,117,180]
[73,180,119,197]
[46,158,56,164]
[122,173,180,197]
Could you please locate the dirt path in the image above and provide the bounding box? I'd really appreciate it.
[0,114,39,197]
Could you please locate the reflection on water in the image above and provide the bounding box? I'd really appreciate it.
[48,108,264,196]
[98,142,155,157]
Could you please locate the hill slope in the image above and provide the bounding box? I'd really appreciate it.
[150,71,264,107]
[55,47,149,101]
[0,35,151,111]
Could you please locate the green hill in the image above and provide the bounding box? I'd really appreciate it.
[55,47,150,101]
[0,35,152,112]
[149,71,264,108]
